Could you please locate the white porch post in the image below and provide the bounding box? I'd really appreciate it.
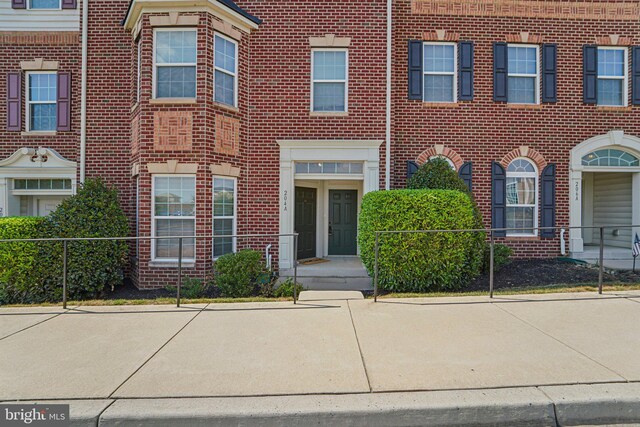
[569,170,584,252]
[633,172,640,244]
[279,150,294,270]
[0,178,7,217]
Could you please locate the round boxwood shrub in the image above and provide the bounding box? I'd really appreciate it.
[407,157,469,192]
[36,178,130,301]
[358,189,484,292]
[0,217,46,304]
[213,249,270,298]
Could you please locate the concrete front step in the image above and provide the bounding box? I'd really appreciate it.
[296,276,372,291]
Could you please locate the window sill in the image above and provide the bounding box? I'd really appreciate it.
[149,98,197,105]
[212,101,239,113]
[505,235,540,241]
[596,105,631,112]
[21,131,57,136]
[309,111,349,117]
[422,102,459,108]
[148,261,196,268]
[506,103,542,109]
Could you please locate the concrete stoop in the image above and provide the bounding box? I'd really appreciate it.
[21,383,640,426]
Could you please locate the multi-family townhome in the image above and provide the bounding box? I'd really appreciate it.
[1,0,639,288]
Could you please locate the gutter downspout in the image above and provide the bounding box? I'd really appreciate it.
[80,0,88,184]
[385,0,392,190]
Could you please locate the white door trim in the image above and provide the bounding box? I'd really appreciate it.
[278,140,382,268]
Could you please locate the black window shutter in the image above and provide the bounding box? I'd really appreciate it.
[407,160,420,181]
[540,164,556,238]
[61,0,77,8]
[492,162,507,236]
[459,41,474,101]
[583,45,598,104]
[11,0,26,9]
[542,44,557,103]
[458,161,472,192]
[408,40,423,100]
[632,46,640,105]
[493,42,508,102]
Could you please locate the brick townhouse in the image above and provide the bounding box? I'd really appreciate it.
[1,0,639,288]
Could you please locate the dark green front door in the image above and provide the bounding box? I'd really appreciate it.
[329,190,358,255]
[295,187,317,260]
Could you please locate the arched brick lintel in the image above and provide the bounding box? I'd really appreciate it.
[416,145,464,170]
[500,146,548,172]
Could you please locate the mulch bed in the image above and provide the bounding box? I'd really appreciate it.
[464,258,640,292]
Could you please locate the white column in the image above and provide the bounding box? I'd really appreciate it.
[569,170,584,253]
[632,172,640,244]
[364,160,380,194]
[279,159,294,269]
[0,178,7,217]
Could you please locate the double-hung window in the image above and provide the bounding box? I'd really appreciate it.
[153,175,196,261]
[597,47,627,106]
[506,159,538,236]
[154,29,197,99]
[26,72,57,132]
[507,45,539,104]
[214,34,238,107]
[311,49,348,112]
[29,0,60,9]
[423,42,456,102]
[212,177,236,258]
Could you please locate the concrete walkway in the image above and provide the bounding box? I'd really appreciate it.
[3,290,640,425]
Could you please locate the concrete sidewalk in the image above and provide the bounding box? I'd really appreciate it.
[2,291,640,425]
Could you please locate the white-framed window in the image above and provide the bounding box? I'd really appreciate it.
[214,33,238,107]
[506,158,538,236]
[311,48,348,112]
[507,44,540,104]
[136,37,142,103]
[153,28,197,99]
[423,42,457,103]
[28,0,60,9]
[152,175,196,261]
[597,46,628,107]
[26,72,57,132]
[212,176,237,258]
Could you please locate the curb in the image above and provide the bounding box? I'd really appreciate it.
[10,383,640,426]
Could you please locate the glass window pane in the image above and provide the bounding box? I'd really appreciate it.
[507,159,535,173]
[350,163,363,174]
[313,51,346,80]
[215,35,236,74]
[155,219,195,259]
[598,48,625,77]
[215,70,235,106]
[508,76,535,104]
[155,31,196,64]
[29,73,57,102]
[30,104,57,131]
[30,0,59,8]
[156,66,196,98]
[508,46,537,75]
[14,180,25,190]
[506,177,536,205]
[423,44,455,73]
[154,176,195,217]
[313,82,345,112]
[582,149,640,166]
[424,75,454,102]
[597,79,623,106]
[213,218,234,257]
[506,207,535,234]
[295,163,309,174]
[213,178,235,217]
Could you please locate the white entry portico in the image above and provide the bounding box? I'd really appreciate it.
[569,131,640,254]
[0,147,77,217]
[278,140,382,269]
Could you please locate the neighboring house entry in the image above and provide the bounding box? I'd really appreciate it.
[328,189,358,255]
[295,186,317,260]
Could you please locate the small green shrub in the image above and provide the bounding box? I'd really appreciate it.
[274,278,305,298]
[213,250,269,298]
[36,178,130,301]
[483,243,513,273]
[407,157,470,193]
[358,189,484,292]
[166,276,211,299]
[0,217,46,304]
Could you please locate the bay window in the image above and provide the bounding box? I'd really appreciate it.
[154,29,197,99]
[214,34,238,107]
[153,175,196,261]
[213,177,236,258]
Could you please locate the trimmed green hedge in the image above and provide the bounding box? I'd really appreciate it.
[0,217,46,304]
[358,189,485,292]
[407,157,470,192]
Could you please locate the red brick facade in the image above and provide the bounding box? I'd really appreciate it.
[1,0,640,287]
